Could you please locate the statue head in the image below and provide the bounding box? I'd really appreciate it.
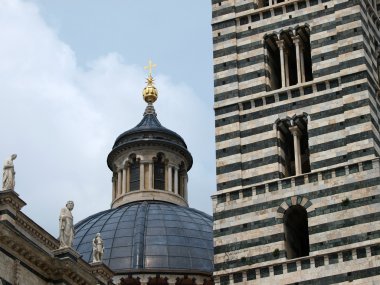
[96,233,101,238]
[66,200,74,210]
[11,154,17,160]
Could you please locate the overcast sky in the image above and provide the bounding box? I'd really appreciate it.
[0,0,215,236]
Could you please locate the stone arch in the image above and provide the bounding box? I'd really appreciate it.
[276,196,312,222]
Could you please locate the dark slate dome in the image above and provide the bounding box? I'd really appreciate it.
[73,201,213,274]
[107,104,193,170]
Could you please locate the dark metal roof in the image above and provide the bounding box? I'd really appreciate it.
[113,105,187,150]
[107,104,193,170]
[73,201,213,274]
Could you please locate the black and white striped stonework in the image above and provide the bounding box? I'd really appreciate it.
[212,0,380,284]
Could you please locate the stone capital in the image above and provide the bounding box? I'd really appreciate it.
[292,35,301,44]
[276,39,285,49]
[292,35,303,50]
[289,125,302,136]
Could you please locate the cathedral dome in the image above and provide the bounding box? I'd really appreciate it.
[73,201,213,274]
[73,69,214,279]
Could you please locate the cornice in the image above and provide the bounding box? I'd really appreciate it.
[1,217,115,284]
[107,139,193,171]
[16,212,59,251]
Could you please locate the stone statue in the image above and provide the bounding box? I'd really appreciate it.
[59,201,74,248]
[2,154,17,191]
[92,233,104,263]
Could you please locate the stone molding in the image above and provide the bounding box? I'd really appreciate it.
[112,190,188,209]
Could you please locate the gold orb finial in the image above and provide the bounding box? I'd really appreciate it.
[142,60,158,104]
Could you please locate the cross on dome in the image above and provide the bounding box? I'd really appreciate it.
[144,59,157,77]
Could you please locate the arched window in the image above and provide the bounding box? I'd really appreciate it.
[265,35,282,90]
[296,26,313,82]
[129,155,140,191]
[154,153,165,190]
[178,163,186,197]
[265,26,313,91]
[277,115,310,177]
[284,205,310,259]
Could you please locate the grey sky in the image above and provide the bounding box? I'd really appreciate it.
[0,0,215,236]
[34,0,213,97]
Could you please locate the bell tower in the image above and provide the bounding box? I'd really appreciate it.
[211,0,380,284]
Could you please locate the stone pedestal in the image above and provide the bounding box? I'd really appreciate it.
[0,190,26,225]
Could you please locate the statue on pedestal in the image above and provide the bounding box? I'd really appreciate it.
[92,233,104,263]
[2,154,17,191]
[59,201,74,248]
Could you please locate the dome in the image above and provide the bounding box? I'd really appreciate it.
[73,201,213,274]
[107,104,193,171]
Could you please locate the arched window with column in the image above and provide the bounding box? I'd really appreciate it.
[265,26,313,91]
[154,153,165,190]
[280,30,298,87]
[283,205,310,259]
[265,34,282,90]
[276,114,310,177]
[129,154,140,191]
[295,26,313,82]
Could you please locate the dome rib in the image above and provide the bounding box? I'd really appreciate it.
[108,205,132,265]
[75,209,111,253]
[132,202,148,269]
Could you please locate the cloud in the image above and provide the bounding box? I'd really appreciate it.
[0,0,215,235]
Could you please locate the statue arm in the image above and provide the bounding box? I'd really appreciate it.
[60,217,66,230]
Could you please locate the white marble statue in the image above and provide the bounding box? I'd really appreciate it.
[2,154,17,191]
[59,201,74,248]
[92,233,104,263]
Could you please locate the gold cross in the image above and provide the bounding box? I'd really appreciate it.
[144,59,157,77]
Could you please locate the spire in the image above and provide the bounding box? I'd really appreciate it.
[142,60,158,104]
[143,102,157,116]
